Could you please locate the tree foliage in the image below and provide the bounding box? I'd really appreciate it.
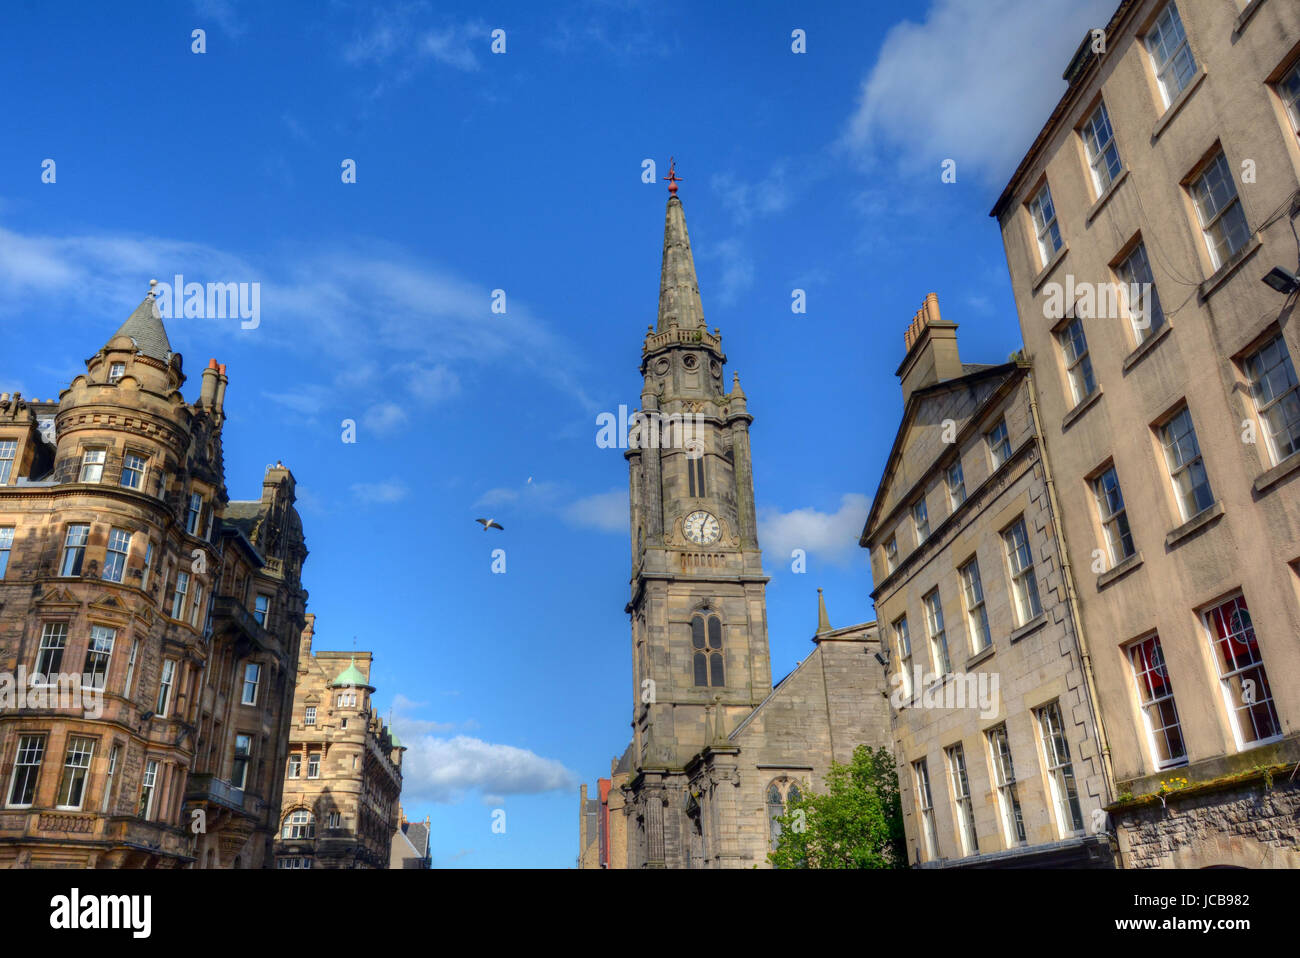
[767,744,907,869]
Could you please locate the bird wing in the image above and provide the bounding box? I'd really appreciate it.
[475,518,488,525]
[488,520,504,530]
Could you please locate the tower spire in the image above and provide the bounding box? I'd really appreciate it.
[657,160,706,332]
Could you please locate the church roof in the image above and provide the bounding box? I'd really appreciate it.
[106,291,172,362]
[656,194,707,332]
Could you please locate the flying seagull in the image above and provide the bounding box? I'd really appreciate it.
[475,518,504,531]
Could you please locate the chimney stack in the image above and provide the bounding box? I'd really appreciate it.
[300,613,315,660]
[213,363,228,416]
[897,293,962,403]
[200,358,220,408]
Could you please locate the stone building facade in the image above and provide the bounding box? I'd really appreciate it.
[992,0,1300,867]
[274,615,403,869]
[615,186,892,868]
[862,295,1113,867]
[0,288,308,867]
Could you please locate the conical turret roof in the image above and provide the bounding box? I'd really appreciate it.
[106,290,172,362]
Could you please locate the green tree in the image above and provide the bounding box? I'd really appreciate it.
[767,744,907,869]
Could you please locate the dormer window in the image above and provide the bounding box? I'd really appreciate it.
[108,363,125,383]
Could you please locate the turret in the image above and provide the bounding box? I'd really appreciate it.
[53,282,197,492]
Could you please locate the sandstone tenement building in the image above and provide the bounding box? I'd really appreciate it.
[275,615,403,869]
[863,294,1113,867]
[611,184,894,868]
[992,0,1300,867]
[0,288,308,867]
[578,749,632,869]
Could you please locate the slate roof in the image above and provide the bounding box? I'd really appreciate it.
[107,294,172,362]
[390,820,431,868]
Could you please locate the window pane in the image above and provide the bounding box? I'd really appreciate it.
[693,652,708,687]
[710,652,725,687]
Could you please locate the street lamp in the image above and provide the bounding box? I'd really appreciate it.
[1262,266,1300,294]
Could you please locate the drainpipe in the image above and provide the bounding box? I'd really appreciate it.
[1025,368,1116,805]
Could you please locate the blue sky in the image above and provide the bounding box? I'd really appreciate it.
[0,0,1115,866]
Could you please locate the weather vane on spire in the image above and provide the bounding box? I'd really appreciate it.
[664,157,683,196]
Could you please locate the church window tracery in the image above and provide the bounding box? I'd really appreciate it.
[767,777,803,849]
[691,613,724,687]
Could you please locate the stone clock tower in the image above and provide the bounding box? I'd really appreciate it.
[623,170,773,867]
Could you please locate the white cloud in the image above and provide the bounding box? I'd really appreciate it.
[398,717,458,735]
[351,479,409,504]
[402,362,461,403]
[711,164,791,225]
[342,4,485,83]
[473,479,563,510]
[562,489,627,533]
[703,238,754,307]
[0,226,593,416]
[262,384,332,418]
[291,484,327,515]
[471,481,626,534]
[192,0,246,37]
[397,733,576,804]
[362,401,408,435]
[758,493,871,568]
[474,488,520,508]
[419,26,482,72]
[545,1,678,59]
[844,0,1116,186]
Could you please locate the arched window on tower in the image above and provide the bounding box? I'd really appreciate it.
[691,612,724,687]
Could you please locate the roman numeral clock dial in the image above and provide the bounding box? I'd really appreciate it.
[683,510,720,545]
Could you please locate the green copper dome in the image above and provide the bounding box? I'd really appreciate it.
[389,730,403,748]
[330,657,371,689]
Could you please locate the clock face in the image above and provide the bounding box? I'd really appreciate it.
[684,510,720,545]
